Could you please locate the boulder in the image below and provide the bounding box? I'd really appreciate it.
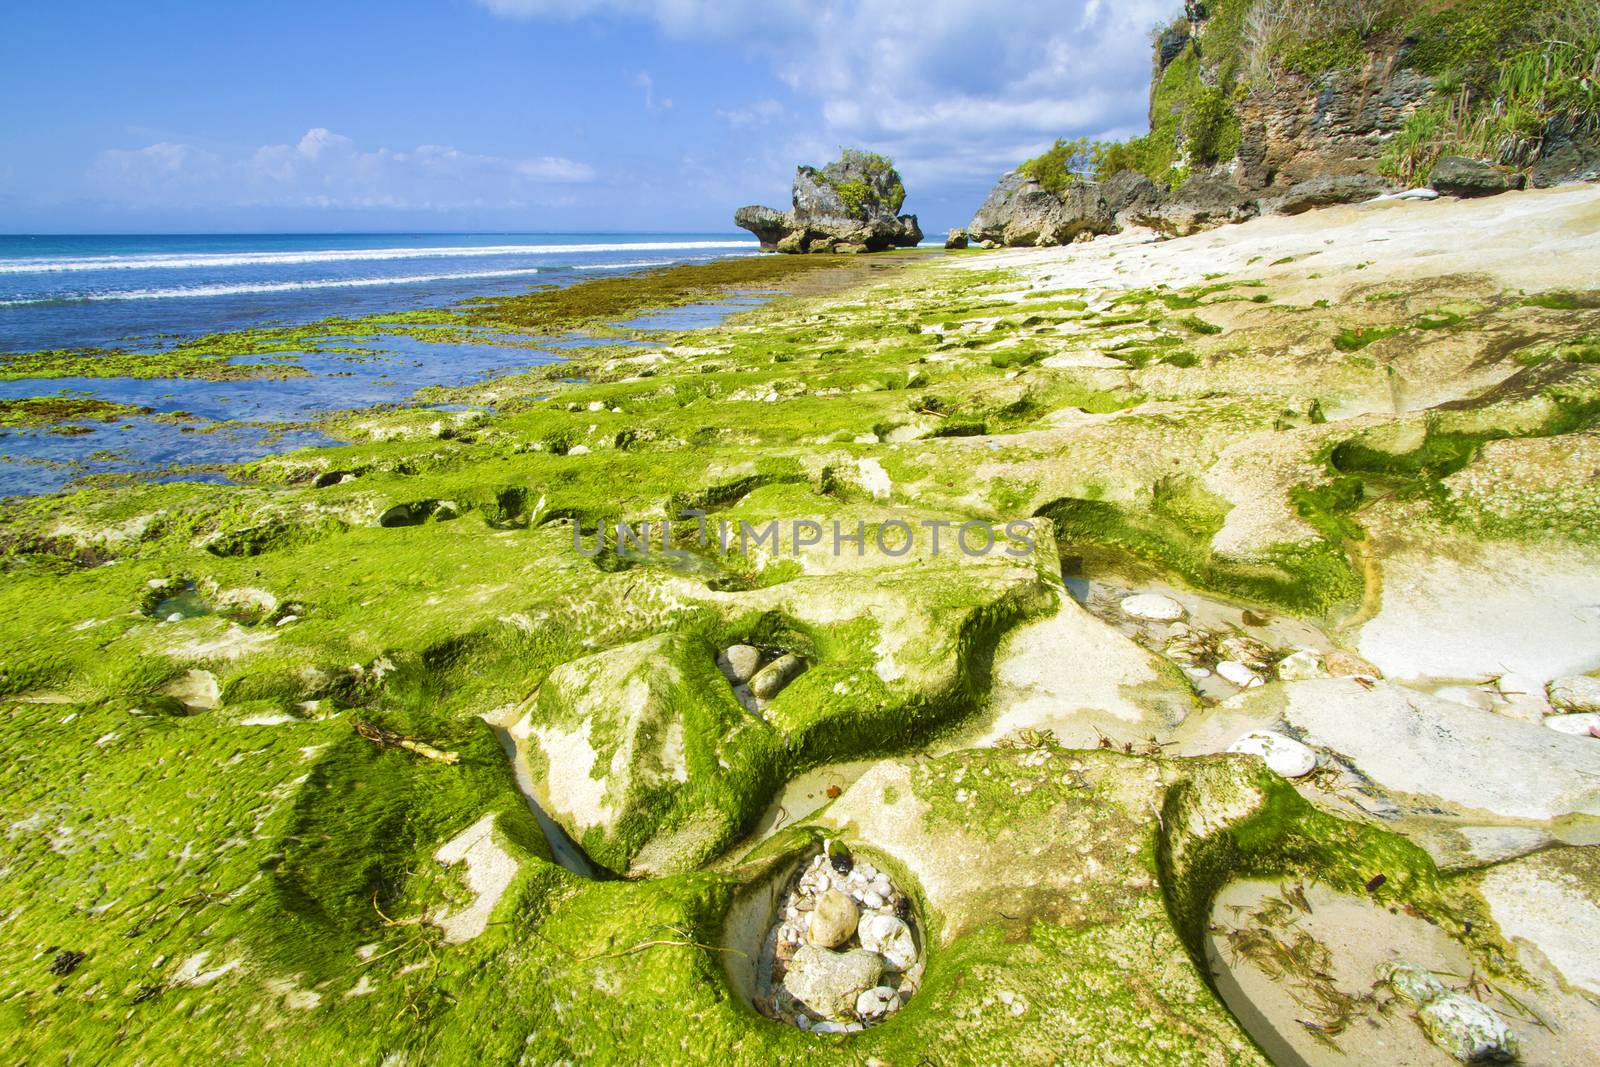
[734,151,921,254]
[1478,847,1600,997]
[944,228,969,250]
[1429,156,1512,198]
[1268,174,1392,215]
[1239,679,1600,821]
[733,205,789,251]
[1102,169,1168,224]
[967,170,1115,248]
[1130,175,1258,236]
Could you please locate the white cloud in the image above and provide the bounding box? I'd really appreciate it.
[475,0,1182,199]
[634,71,672,112]
[89,129,594,212]
[716,99,785,128]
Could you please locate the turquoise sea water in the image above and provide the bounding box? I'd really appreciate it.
[0,233,759,495]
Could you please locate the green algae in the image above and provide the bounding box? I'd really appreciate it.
[3,227,1598,1065]
[0,395,151,429]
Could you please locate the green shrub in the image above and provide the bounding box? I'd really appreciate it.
[1021,138,1096,194]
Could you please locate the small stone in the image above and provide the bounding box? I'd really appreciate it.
[1120,593,1185,622]
[1323,650,1381,679]
[861,890,886,910]
[750,653,806,700]
[1275,648,1327,682]
[718,644,762,684]
[1548,675,1600,713]
[858,912,917,971]
[1419,993,1520,1063]
[1226,731,1316,778]
[855,986,899,1020]
[1543,712,1600,738]
[565,444,590,455]
[807,890,859,948]
[1379,961,1447,1006]
[782,945,885,1020]
[166,613,183,623]
[809,1020,847,1034]
[1216,660,1264,689]
[1217,635,1273,671]
[1183,666,1211,682]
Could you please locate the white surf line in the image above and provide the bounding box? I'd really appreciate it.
[0,240,757,274]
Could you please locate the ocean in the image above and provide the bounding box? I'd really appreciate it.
[0,233,760,495]
[0,232,759,353]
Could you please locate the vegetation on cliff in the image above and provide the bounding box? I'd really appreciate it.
[1017,0,1599,190]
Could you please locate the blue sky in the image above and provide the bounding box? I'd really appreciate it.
[0,0,1179,234]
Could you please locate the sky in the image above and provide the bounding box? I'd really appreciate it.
[0,0,1181,235]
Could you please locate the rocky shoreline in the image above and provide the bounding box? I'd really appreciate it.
[5,181,1598,1064]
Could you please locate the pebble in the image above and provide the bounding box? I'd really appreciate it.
[718,644,763,684]
[1226,731,1316,778]
[1274,647,1327,682]
[764,849,921,1031]
[1216,660,1264,689]
[750,653,806,700]
[1323,650,1381,679]
[855,986,899,1020]
[858,912,917,972]
[807,889,859,948]
[1548,675,1600,713]
[1543,712,1600,738]
[1120,593,1186,622]
[1383,961,1519,1062]
[1217,635,1273,671]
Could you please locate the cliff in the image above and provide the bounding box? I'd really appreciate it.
[967,0,1600,246]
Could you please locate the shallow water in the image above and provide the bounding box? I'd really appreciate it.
[0,291,772,496]
[489,722,612,881]
[1205,879,1598,1067]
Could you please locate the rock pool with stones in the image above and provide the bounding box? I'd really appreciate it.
[755,843,923,1032]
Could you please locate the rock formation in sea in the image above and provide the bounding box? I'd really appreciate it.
[735,149,922,253]
[969,0,1600,246]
